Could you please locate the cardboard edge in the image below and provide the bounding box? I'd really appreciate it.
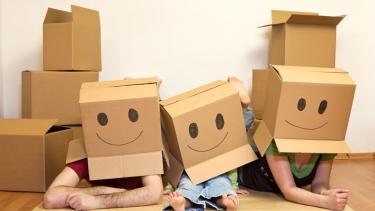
[253,121,273,156]
[274,139,351,153]
[185,144,258,185]
[65,138,87,164]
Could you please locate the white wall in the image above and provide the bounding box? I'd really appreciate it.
[1,0,374,152]
[0,0,3,118]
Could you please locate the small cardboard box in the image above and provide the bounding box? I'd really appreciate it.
[0,119,73,192]
[79,78,164,180]
[254,65,356,155]
[22,70,98,125]
[43,5,101,71]
[160,81,258,186]
[260,10,345,68]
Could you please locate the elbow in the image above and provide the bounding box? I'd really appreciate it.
[43,189,64,209]
[43,193,57,209]
[280,188,296,203]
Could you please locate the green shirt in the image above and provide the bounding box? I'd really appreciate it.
[265,140,336,178]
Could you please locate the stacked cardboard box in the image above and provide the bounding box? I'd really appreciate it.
[251,10,356,154]
[0,5,101,192]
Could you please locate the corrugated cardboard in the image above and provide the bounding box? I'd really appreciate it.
[253,65,356,155]
[251,69,269,120]
[260,10,345,67]
[22,70,98,125]
[43,5,101,71]
[68,125,83,139]
[161,81,258,186]
[79,78,164,180]
[0,119,73,192]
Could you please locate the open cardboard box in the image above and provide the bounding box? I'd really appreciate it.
[0,119,73,192]
[260,10,345,68]
[253,65,356,155]
[22,70,98,125]
[160,80,257,186]
[43,5,101,71]
[78,78,167,180]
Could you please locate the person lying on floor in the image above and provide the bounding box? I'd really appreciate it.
[43,158,163,210]
[238,121,349,209]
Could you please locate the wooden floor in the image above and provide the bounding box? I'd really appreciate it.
[0,158,374,211]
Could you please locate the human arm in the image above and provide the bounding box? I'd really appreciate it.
[266,155,348,211]
[66,174,163,210]
[43,167,125,209]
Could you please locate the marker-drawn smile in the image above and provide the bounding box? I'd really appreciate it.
[187,132,229,152]
[285,120,328,130]
[96,130,143,146]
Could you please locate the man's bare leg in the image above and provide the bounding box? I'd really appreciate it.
[228,77,250,109]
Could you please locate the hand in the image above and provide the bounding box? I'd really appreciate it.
[321,189,349,211]
[235,187,250,195]
[66,192,104,211]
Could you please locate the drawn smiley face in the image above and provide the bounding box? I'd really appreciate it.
[285,97,328,130]
[186,113,229,152]
[95,108,143,146]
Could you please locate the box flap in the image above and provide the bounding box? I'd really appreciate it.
[259,10,344,27]
[88,151,163,180]
[44,8,72,24]
[271,65,355,85]
[71,5,99,25]
[0,119,57,136]
[81,77,159,89]
[259,10,318,27]
[275,139,351,153]
[80,78,159,103]
[287,14,345,26]
[253,120,273,156]
[185,144,257,185]
[251,69,269,120]
[66,138,87,164]
[160,80,226,107]
[164,151,185,188]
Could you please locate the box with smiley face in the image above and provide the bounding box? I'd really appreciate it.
[253,65,356,155]
[79,78,164,180]
[160,81,258,186]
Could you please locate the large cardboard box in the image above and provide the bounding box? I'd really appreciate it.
[160,81,258,186]
[43,5,101,71]
[0,119,73,192]
[79,78,165,180]
[22,70,99,125]
[254,65,356,155]
[260,10,345,68]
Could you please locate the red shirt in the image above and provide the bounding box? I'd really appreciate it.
[66,158,143,190]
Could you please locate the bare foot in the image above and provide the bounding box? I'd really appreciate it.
[219,194,239,211]
[227,77,250,108]
[168,192,185,211]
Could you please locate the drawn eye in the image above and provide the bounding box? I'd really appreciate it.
[189,123,198,139]
[215,113,224,130]
[128,108,139,122]
[297,98,306,111]
[97,113,108,126]
[318,100,328,114]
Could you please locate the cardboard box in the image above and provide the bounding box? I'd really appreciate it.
[160,81,258,186]
[0,119,73,192]
[68,125,83,139]
[254,65,356,155]
[79,78,165,180]
[43,5,101,71]
[22,70,99,125]
[260,10,345,68]
[251,69,269,120]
